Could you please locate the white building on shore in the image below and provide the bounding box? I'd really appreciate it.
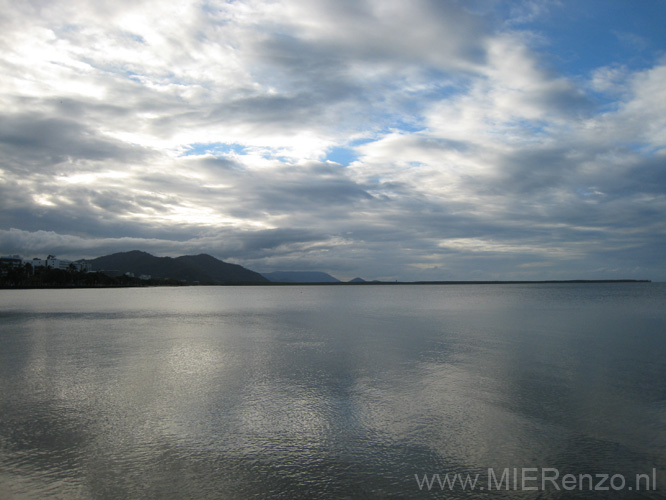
[0,255,24,268]
[44,255,91,272]
[1,255,91,273]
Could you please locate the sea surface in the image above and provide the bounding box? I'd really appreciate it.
[0,283,665,499]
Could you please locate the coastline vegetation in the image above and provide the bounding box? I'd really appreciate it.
[0,257,651,289]
[0,262,186,289]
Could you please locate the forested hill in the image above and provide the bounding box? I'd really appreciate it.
[89,250,268,284]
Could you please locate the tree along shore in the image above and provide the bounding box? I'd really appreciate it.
[0,263,187,288]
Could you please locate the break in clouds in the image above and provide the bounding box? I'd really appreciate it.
[1,0,665,280]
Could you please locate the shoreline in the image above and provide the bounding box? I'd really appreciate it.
[0,279,652,290]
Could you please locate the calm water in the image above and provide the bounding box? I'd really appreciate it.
[1,284,665,499]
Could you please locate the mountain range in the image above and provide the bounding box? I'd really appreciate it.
[89,251,268,284]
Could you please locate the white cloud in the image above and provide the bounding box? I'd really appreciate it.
[590,65,629,94]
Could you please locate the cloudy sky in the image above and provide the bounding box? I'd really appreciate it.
[1,0,665,281]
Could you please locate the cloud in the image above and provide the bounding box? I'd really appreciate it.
[0,111,148,170]
[0,0,664,280]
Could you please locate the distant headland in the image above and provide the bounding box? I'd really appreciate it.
[0,251,651,288]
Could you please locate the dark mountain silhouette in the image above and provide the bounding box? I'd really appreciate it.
[349,277,366,283]
[261,271,340,283]
[89,250,268,284]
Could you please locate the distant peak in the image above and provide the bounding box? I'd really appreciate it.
[177,253,220,261]
[119,250,153,256]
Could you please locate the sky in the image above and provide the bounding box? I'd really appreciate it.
[1,0,665,281]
